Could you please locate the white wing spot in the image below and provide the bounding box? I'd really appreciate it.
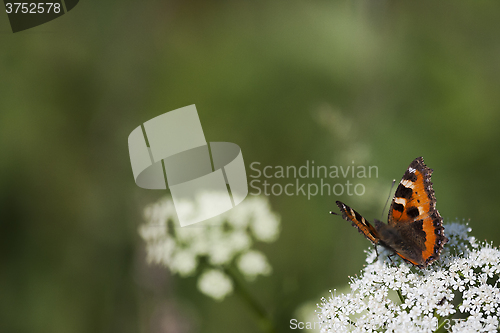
[401,179,415,189]
[408,167,416,173]
[394,197,406,205]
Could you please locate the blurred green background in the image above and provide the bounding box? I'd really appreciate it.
[2,1,500,332]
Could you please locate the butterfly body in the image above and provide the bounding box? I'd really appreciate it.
[334,157,448,268]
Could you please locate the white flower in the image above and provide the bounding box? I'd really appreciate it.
[317,221,500,333]
[143,198,174,227]
[251,212,280,242]
[237,250,272,281]
[197,269,233,301]
[139,195,280,299]
[208,241,235,266]
[229,230,252,253]
[169,250,197,277]
[144,238,175,265]
[248,198,280,242]
[138,223,166,241]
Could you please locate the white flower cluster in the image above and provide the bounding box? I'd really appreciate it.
[139,195,280,301]
[317,222,500,333]
[197,269,234,301]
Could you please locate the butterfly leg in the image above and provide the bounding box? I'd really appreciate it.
[373,244,379,259]
[387,253,397,267]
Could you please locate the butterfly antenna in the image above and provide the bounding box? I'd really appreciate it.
[381,179,397,220]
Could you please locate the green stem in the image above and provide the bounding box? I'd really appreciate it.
[224,266,278,333]
[396,289,405,304]
[434,318,448,333]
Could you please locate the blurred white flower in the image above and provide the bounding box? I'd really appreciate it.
[237,250,272,281]
[224,196,281,242]
[208,241,234,266]
[229,230,252,253]
[317,221,500,333]
[143,239,175,266]
[169,250,197,277]
[197,269,233,301]
[143,198,176,228]
[248,200,280,242]
[251,212,280,242]
[139,195,280,300]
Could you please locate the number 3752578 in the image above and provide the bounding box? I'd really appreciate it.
[5,3,62,14]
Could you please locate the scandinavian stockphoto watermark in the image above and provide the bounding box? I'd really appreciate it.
[128,105,249,227]
[290,319,321,330]
[249,161,378,199]
[290,318,468,331]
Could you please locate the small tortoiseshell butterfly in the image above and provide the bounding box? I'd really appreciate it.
[332,157,448,268]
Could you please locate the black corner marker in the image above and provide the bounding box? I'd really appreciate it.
[64,0,78,11]
[4,0,79,33]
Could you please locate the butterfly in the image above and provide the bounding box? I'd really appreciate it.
[332,157,448,268]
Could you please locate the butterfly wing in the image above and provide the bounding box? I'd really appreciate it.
[387,157,447,267]
[336,201,381,244]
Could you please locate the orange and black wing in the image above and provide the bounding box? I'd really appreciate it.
[387,157,447,267]
[335,201,381,244]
